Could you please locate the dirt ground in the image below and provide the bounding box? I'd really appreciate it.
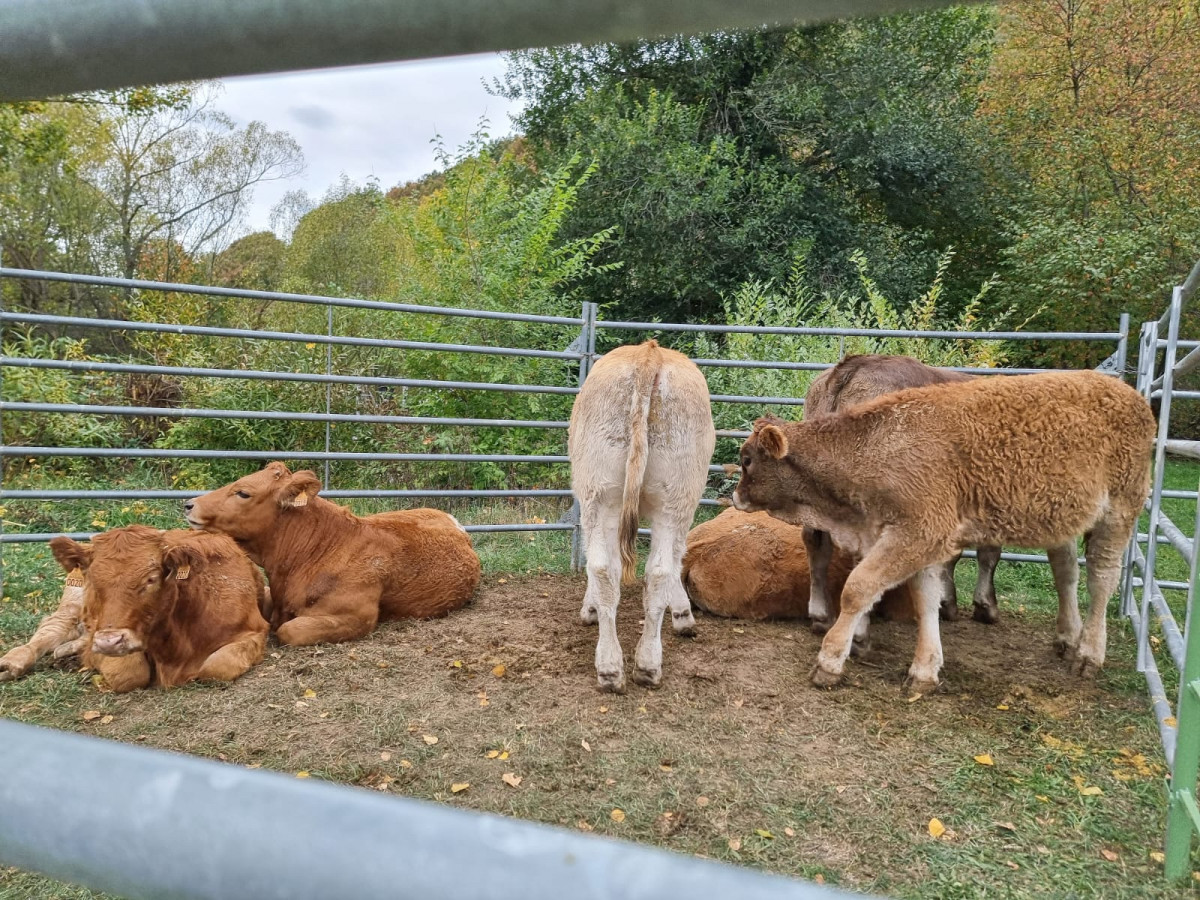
[2,572,1193,898]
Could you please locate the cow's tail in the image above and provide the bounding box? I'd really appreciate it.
[618,340,662,585]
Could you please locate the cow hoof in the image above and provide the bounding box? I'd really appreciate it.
[1054,639,1076,660]
[631,666,662,688]
[850,637,871,658]
[596,671,626,694]
[904,677,940,696]
[1070,656,1101,679]
[809,664,842,689]
[809,618,832,636]
[972,604,999,625]
[670,610,696,637]
[580,607,598,626]
[939,602,959,622]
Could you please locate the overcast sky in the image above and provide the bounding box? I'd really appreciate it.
[216,53,524,236]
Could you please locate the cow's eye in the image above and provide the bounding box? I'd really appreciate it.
[741,455,751,470]
[235,490,250,499]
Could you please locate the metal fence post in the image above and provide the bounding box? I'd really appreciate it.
[1139,295,1178,674]
[324,302,333,490]
[568,301,597,572]
[1165,471,1200,878]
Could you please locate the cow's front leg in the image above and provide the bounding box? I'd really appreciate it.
[972,545,1002,624]
[194,630,268,683]
[905,565,945,694]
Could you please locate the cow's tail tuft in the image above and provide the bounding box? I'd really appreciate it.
[618,341,662,585]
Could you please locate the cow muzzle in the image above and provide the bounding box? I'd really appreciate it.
[91,629,143,656]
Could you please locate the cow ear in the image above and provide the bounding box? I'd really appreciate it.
[757,424,789,460]
[162,543,204,581]
[283,470,322,508]
[752,414,787,433]
[50,536,93,574]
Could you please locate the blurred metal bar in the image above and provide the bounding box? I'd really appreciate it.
[0,0,969,101]
[0,720,849,900]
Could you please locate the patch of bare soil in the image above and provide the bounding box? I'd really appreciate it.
[9,575,1166,894]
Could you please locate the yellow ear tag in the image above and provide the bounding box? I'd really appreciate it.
[65,568,86,587]
[175,565,191,581]
[291,492,308,508]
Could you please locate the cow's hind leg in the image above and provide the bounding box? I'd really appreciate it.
[581,502,625,692]
[1073,518,1132,677]
[195,631,268,683]
[938,555,961,621]
[1047,542,1082,658]
[803,527,835,634]
[972,545,1002,624]
[633,512,690,688]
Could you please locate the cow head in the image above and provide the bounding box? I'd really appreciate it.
[730,415,795,516]
[49,525,198,657]
[184,461,321,541]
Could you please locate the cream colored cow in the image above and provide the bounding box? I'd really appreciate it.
[568,340,715,692]
[0,569,88,682]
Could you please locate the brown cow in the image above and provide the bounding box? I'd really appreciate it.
[185,462,481,646]
[681,508,915,623]
[0,570,87,682]
[803,355,1004,639]
[732,370,1153,691]
[569,340,715,692]
[49,526,268,691]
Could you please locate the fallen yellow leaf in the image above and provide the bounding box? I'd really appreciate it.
[974,753,995,767]
[1165,716,1178,728]
[99,714,114,725]
[755,829,774,839]
[784,827,795,837]
[928,818,946,839]
[451,660,463,669]
[728,838,742,852]
[581,739,592,752]
[599,706,609,713]
[82,710,102,721]
[492,664,506,677]
[422,734,439,745]
[295,771,310,779]
[1150,851,1165,864]
[696,796,710,807]
[660,764,672,772]
[1101,848,1118,862]
[498,578,508,584]
[610,808,626,823]
[380,751,392,761]
[499,751,509,760]
[502,773,522,788]
[400,760,412,768]
[996,704,1010,710]
[450,782,470,793]
[486,750,500,759]
[303,688,316,698]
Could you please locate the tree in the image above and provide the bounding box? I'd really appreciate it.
[496,9,1005,324]
[981,0,1200,363]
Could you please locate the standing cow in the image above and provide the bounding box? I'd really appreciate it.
[732,371,1153,691]
[803,355,1003,642]
[49,526,269,691]
[185,462,480,645]
[569,340,715,692]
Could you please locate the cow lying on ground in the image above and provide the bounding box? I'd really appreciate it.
[49,526,268,691]
[185,463,481,645]
[803,354,1002,635]
[569,340,715,692]
[0,570,87,682]
[732,371,1153,691]
[681,508,915,623]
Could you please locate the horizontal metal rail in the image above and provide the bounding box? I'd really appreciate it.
[1166,440,1200,461]
[2,523,578,543]
[0,489,575,501]
[0,268,586,327]
[599,318,1121,341]
[1,447,570,463]
[1,402,570,431]
[1,356,583,396]
[0,312,582,361]
[0,720,844,900]
[1159,517,1196,563]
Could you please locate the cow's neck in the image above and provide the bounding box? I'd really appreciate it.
[248,498,353,597]
[779,420,870,531]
